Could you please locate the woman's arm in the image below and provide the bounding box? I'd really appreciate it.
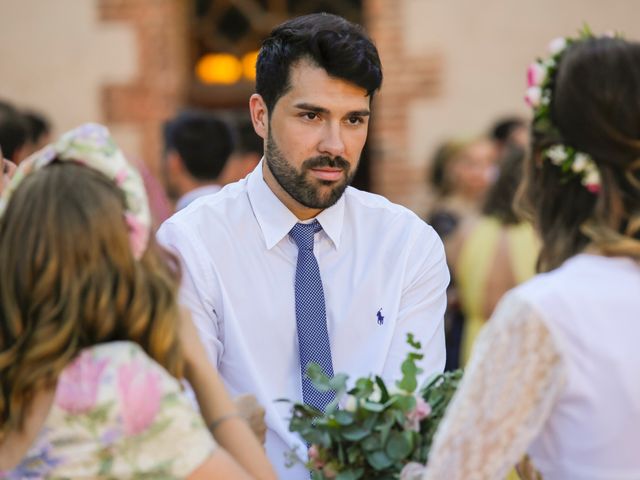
[180,309,277,480]
[423,293,567,480]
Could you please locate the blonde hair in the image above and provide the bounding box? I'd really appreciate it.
[0,162,184,435]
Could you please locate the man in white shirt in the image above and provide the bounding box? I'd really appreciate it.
[158,13,448,479]
[162,110,235,211]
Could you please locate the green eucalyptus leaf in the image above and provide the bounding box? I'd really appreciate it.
[374,376,390,402]
[341,424,371,441]
[334,410,354,426]
[361,400,385,412]
[361,434,381,451]
[385,431,412,460]
[366,450,393,470]
[336,470,363,480]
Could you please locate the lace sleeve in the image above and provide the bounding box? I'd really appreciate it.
[423,292,567,480]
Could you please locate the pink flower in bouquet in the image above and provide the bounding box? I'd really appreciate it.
[527,62,546,87]
[117,360,162,436]
[322,462,338,479]
[405,396,432,432]
[55,351,108,414]
[308,444,325,469]
[400,461,427,480]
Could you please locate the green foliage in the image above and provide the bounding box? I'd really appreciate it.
[285,333,463,479]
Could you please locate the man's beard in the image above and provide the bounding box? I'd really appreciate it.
[265,131,355,209]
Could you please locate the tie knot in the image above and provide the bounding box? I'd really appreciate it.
[289,220,322,251]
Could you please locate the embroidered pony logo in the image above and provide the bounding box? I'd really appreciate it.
[376,308,384,325]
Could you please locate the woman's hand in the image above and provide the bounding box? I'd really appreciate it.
[234,394,267,445]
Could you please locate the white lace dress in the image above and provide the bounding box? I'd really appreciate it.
[423,254,640,480]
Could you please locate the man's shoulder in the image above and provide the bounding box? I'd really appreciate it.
[168,180,249,224]
[344,187,430,231]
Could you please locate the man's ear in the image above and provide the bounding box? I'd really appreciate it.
[249,94,269,140]
[165,150,185,176]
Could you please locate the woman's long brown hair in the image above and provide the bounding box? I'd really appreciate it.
[0,162,184,436]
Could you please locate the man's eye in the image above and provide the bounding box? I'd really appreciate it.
[348,116,363,125]
[303,112,318,120]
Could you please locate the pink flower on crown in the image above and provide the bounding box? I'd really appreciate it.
[117,360,162,436]
[55,351,108,414]
[525,86,542,108]
[114,168,128,186]
[125,213,149,259]
[527,62,547,87]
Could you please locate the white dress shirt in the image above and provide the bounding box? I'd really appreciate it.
[157,161,448,479]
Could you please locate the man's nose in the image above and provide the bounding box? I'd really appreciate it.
[317,123,346,158]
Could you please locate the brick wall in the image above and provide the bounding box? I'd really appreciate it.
[98,0,189,177]
[365,0,443,212]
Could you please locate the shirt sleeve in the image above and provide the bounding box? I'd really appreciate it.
[157,220,224,367]
[423,292,567,480]
[383,225,449,382]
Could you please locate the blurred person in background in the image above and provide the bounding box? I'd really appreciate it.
[426,136,498,370]
[162,109,235,211]
[422,33,640,480]
[0,124,275,480]
[490,115,529,158]
[1,149,17,195]
[427,136,498,238]
[0,101,29,165]
[217,118,263,186]
[445,146,538,366]
[22,109,52,156]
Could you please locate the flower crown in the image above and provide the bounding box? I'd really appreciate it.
[525,28,608,194]
[0,123,151,258]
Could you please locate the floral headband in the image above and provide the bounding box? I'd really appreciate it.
[525,28,609,194]
[0,123,151,258]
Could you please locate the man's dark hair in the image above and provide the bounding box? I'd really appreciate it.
[0,101,29,161]
[256,13,383,113]
[490,116,525,143]
[23,110,51,144]
[163,110,235,181]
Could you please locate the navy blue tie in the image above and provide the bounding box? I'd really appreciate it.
[289,220,336,412]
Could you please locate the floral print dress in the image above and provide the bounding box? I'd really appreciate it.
[1,342,215,479]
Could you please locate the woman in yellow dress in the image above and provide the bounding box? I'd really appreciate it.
[447,146,539,366]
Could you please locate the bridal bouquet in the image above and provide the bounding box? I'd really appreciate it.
[285,334,462,479]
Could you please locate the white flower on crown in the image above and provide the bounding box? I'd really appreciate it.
[548,37,568,55]
[572,153,590,173]
[546,145,568,165]
[582,165,601,192]
[525,86,542,108]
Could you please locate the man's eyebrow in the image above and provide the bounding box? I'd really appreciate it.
[293,103,371,117]
[293,103,329,114]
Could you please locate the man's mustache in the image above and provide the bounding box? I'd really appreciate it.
[302,156,350,171]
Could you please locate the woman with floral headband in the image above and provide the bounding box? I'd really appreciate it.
[0,124,276,479]
[417,32,640,479]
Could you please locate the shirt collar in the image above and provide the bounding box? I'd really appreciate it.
[247,159,345,250]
